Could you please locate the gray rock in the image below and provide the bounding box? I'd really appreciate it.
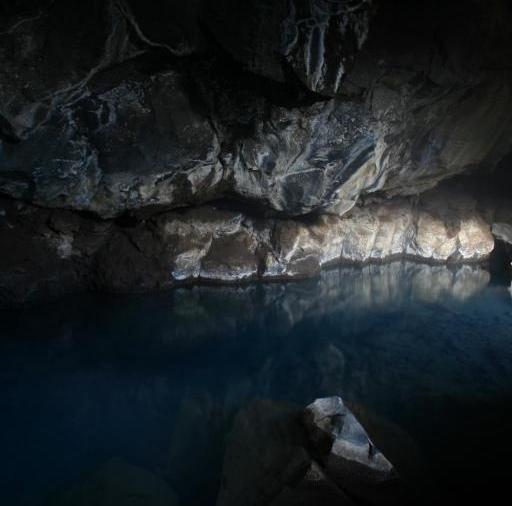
[0,187,496,304]
[0,64,222,217]
[1,0,511,304]
[1,1,511,219]
[217,397,404,506]
[304,397,398,504]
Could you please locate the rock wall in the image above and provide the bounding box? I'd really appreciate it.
[0,0,511,302]
[1,0,511,218]
[0,187,495,305]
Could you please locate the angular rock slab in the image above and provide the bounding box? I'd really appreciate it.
[304,397,398,504]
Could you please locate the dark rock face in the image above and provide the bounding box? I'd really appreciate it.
[216,397,402,506]
[1,0,511,218]
[0,1,136,142]
[205,0,372,97]
[0,0,511,302]
[0,186,496,306]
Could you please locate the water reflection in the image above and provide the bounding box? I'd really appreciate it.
[1,262,511,505]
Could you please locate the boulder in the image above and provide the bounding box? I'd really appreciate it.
[304,397,398,504]
[217,397,405,506]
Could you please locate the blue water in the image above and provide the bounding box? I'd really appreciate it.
[1,262,512,505]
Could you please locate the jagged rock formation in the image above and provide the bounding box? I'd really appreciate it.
[0,187,494,305]
[216,397,402,506]
[1,0,511,216]
[304,397,397,505]
[0,0,511,302]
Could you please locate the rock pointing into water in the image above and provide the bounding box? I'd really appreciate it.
[304,397,398,504]
[216,397,403,506]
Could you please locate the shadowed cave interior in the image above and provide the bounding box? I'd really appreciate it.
[1,1,512,505]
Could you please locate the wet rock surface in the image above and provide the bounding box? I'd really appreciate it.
[0,187,496,305]
[216,397,402,506]
[305,397,398,504]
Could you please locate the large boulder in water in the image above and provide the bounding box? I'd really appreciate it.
[304,397,399,504]
[217,397,403,506]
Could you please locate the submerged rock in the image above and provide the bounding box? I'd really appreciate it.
[216,400,312,506]
[305,397,398,504]
[269,461,356,506]
[47,458,179,506]
[217,397,402,506]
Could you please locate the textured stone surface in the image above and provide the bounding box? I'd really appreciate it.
[205,0,371,97]
[305,397,397,504]
[217,397,402,506]
[0,0,510,305]
[0,187,495,304]
[1,0,511,220]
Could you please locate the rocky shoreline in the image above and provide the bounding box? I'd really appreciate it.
[0,184,504,307]
[1,0,512,306]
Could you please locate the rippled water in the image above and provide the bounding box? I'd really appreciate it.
[1,262,512,505]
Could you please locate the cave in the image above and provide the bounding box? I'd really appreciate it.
[1,1,512,505]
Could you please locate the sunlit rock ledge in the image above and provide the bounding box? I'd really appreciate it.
[0,186,496,305]
[166,188,493,283]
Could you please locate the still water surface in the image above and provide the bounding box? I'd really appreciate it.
[1,262,512,505]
